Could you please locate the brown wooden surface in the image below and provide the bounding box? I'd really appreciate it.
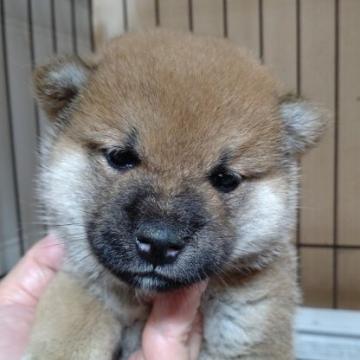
[262,0,297,91]
[299,0,335,246]
[93,0,125,50]
[127,0,157,31]
[4,0,41,250]
[0,0,21,273]
[227,0,260,58]
[300,248,333,308]
[158,0,189,31]
[192,0,223,36]
[338,249,360,308]
[338,0,360,246]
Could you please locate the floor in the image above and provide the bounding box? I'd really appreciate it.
[295,307,360,360]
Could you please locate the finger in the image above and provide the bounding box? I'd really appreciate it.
[148,281,208,339]
[189,312,203,360]
[128,350,145,360]
[0,234,64,307]
[141,281,207,360]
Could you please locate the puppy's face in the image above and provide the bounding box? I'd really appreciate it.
[34,32,325,291]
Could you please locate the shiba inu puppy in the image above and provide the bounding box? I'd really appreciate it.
[25,30,326,359]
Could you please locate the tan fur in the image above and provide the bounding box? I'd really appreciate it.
[25,30,326,359]
[25,273,122,360]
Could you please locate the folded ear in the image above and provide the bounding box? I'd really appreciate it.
[279,94,328,156]
[33,56,95,120]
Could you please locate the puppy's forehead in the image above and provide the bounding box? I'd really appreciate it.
[71,31,282,171]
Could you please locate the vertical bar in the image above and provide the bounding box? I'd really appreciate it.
[70,0,78,54]
[333,0,339,309]
[123,0,128,32]
[258,0,263,62]
[0,0,25,255]
[222,0,227,38]
[296,0,301,96]
[88,0,95,52]
[50,0,57,54]
[155,0,160,26]
[188,0,193,32]
[295,0,301,251]
[27,0,40,140]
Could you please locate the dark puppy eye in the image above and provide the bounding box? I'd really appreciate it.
[104,148,140,171]
[209,166,242,193]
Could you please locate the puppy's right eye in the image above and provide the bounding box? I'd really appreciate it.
[208,166,242,193]
[104,148,140,171]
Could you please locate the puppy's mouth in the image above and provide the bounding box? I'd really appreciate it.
[105,268,205,292]
[114,269,202,292]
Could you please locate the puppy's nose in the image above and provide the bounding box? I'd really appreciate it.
[135,222,185,266]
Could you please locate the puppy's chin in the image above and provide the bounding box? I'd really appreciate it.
[119,272,192,292]
[108,268,208,292]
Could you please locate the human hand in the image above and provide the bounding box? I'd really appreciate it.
[0,234,206,360]
[0,235,64,360]
[129,281,208,360]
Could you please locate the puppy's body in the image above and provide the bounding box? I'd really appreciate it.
[25,31,325,359]
[27,253,297,360]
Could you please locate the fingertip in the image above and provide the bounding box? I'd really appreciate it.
[29,234,65,271]
[0,234,65,307]
[189,311,204,360]
[197,279,209,293]
[128,350,145,360]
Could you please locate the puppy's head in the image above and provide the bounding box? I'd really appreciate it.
[34,31,326,291]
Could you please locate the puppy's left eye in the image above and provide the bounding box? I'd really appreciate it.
[209,166,242,193]
[104,148,140,171]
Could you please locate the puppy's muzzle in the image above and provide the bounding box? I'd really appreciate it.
[135,221,187,266]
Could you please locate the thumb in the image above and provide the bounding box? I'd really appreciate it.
[0,234,64,307]
[139,281,208,360]
[0,235,64,360]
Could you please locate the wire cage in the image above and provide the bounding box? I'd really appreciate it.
[1,0,360,315]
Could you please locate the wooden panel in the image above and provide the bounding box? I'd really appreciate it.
[338,250,360,309]
[127,0,156,31]
[192,0,223,37]
[31,0,53,134]
[300,248,333,308]
[31,0,53,69]
[227,0,260,58]
[299,0,335,245]
[93,0,125,49]
[54,0,73,53]
[0,0,21,273]
[4,0,42,249]
[158,0,189,31]
[75,0,92,54]
[262,0,297,91]
[30,0,57,239]
[338,0,360,245]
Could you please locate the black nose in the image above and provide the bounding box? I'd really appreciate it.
[135,222,185,266]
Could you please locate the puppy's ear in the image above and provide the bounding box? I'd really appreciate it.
[33,56,95,120]
[279,94,328,156]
